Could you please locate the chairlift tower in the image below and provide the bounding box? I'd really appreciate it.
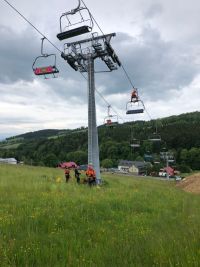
[160,150,174,180]
[60,33,121,183]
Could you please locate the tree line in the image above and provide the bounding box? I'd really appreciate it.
[0,112,200,171]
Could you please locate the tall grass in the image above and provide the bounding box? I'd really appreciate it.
[0,164,199,267]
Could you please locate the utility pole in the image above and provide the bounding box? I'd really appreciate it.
[61,33,121,183]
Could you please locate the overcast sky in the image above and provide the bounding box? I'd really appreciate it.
[0,0,200,139]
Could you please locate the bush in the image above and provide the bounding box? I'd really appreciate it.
[178,164,191,173]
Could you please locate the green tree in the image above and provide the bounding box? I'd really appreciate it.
[66,151,87,165]
[101,159,113,168]
[180,149,189,163]
[43,153,58,167]
[188,148,200,170]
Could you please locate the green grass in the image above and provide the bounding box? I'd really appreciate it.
[0,165,199,267]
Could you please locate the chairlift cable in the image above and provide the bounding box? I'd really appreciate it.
[121,64,135,88]
[3,0,124,122]
[81,0,105,37]
[81,0,153,122]
[3,0,150,124]
[2,0,62,54]
[81,73,125,123]
[81,0,135,89]
[95,89,126,123]
[142,102,153,121]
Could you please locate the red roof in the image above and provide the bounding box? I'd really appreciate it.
[164,166,174,176]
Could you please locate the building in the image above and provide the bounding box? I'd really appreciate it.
[0,158,17,165]
[118,160,147,175]
[159,166,175,177]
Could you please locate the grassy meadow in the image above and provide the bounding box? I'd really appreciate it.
[0,164,199,267]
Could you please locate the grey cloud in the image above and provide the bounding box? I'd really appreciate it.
[145,3,163,18]
[0,24,88,103]
[0,21,199,106]
[0,26,37,83]
[96,26,199,101]
[0,25,79,80]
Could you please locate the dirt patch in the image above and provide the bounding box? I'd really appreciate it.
[177,173,200,194]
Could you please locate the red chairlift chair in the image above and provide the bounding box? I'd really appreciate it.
[32,38,59,78]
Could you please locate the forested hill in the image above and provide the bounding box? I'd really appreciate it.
[0,111,200,170]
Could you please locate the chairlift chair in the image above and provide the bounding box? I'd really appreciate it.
[57,0,94,41]
[104,115,119,127]
[104,105,119,127]
[130,123,140,148]
[144,150,153,162]
[160,149,174,161]
[148,122,161,142]
[126,100,144,115]
[130,138,140,148]
[32,38,59,78]
[148,132,161,142]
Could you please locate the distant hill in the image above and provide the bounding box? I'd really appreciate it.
[6,129,68,141]
[0,111,200,170]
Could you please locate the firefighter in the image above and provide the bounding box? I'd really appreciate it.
[86,164,96,186]
[64,167,70,183]
[74,167,81,184]
[131,89,138,102]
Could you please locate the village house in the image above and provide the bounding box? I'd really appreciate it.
[118,160,148,175]
[0,158,17,165]
[159,166,180,177]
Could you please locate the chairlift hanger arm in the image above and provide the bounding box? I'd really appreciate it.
[59,1,93,35]
[41,37,47,56]
[61,0,81,16]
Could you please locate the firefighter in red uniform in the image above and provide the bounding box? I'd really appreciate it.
[86,164,96,186]
[131,89,138,102]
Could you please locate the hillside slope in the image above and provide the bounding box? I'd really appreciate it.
[0,111,200,169]
[0,165,200,266]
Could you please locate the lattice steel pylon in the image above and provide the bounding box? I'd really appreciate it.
[61,33,121,183]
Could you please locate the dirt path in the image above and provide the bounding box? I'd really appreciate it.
[177,173,200,194]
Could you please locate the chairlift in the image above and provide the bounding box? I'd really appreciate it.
[126,89,144,114]
[104,105,119,127]
[144,152,153,162]
[126,100,144,115]
[57,0,94,41]
[130,123,140,148]
[130,138,140,148]
[160,148,174,161]
[32,38,59,78]
[148,132,162,142]
[148,122,161,142]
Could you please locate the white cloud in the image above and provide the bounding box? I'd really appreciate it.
[144,75,200,119]
[0,0,200,138]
